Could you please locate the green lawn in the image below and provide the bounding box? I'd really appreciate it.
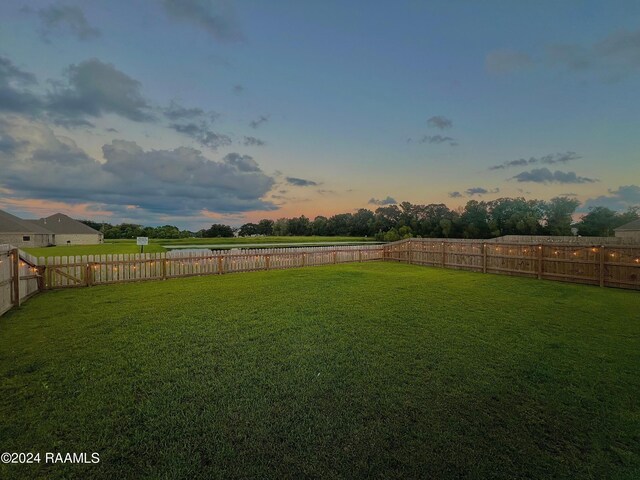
[111,235,375,245]
[1,263,639,479]
[23,236,376,257]
[22,243,167,258]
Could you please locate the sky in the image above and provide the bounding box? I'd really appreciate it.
[0,0,639,229]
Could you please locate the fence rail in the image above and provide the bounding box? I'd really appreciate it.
[0,244,40,316]
[383,238,640,290]
[21,245,385,290]
[2,238,638,318]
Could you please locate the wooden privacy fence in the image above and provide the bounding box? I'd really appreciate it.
[383,238,640,290]
[19,244,385,290]
[0,245,40,316]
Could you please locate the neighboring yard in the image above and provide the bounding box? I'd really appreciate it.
[23,243,167,258]
[112,235,375,245]
[22,237,377,257]
[1,263,639,479]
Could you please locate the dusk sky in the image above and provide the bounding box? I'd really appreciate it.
[1,0,639,229]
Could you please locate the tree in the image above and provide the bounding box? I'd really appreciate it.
[204,224,234,237]
[80,220,104,231]
[544,197,580,235]
[287,216,311,235]
[239,223,259,237]
[487,197,544,236]
[382,228,401,242]
[272,218,289,236]
[578,206,640,236]
[616,207,640,227]
[459,201,491,238]
[577,207,617,236]
[311,216,328,236]
[351,209,375,236]
[256,219,274,236]
[372,205,401,233]
[326,213,353,236]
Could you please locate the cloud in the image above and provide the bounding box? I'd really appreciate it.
[582,185,640,212]
[427,115,452,130]
[485,49,533,74]
[489,151,580,170]
[242,136,265,146]
[0,56,43,115]
[47,58,155,124]
[547,28,640,81]
[249,115,269,129]
[511,168,598,184]
[448,191,463,198]
[368,196,397,206]
[464,187,499,197]
[169,122,231,149]
[286,177,318,187]
[36,5,100,41]
[418,135,458,146]
[161,0,244,43]
[163,100,206,120]
[222,152,260,172]
[0,117,276,216]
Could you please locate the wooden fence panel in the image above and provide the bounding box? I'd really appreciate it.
[34,244,385,290]
[0,246,13,316]
[383,239,640,290]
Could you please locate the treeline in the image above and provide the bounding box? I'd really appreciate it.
[81,197,638,240]
[79,222,234,239]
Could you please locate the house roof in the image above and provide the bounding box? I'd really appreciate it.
[27,213,101,235]
[0,209,52,234]
[614,218,640,231]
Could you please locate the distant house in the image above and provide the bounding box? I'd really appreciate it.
[26,213,103,245]
[0,209,55,247]
[614,218,640,243]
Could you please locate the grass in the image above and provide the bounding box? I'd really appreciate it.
[22,243,167,258]
[111,235,376,245]
[23,236,376,257]
[22,236,376,257]
[1,263,639,479]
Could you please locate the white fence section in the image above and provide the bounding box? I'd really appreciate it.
[0,245,41,316]
[31,244,385,290]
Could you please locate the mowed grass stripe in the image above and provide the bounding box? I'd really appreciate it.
[0,263,639,479]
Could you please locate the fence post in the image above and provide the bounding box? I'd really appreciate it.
[37,266,46,291]
[301,253,306,267]
[333,251,337,264]
[218,256,224,274]
[482,243,487,274]
[408,240,412,264]
[162,258,167,279]
[11,249,20,307]
[599,245,605,287]
[85,263,93,287]
[441,242,446,268]
[265,255,270,270]
[537,244,543,280]
[358,250,362,262]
